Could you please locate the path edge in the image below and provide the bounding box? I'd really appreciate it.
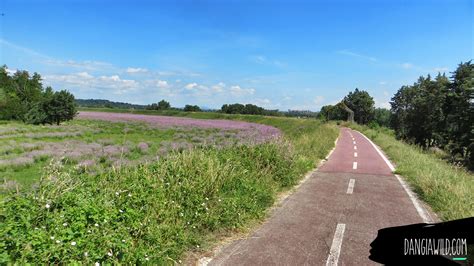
[354,129,439,223]
[196,133,341,265]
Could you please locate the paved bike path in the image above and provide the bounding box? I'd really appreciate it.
[208,128,431,265]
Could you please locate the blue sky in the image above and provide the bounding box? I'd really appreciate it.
[1,0,472,111]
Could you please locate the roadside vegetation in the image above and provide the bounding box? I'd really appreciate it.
[1,111,338,263]
[347,123,474,221]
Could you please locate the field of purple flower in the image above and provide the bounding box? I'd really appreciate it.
[0,114,281,191]
[1,111,339,264]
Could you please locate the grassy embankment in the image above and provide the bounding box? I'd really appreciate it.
[347,123,473,221]
[1,111,338,264]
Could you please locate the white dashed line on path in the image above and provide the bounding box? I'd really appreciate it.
[326,224,346,266]
[353,162,358,170]
[346,179,355,194]
[354,146,357,150]
[354,152,358,157]
[353,141,356,144]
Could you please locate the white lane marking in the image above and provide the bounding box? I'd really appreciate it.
[354,130,432,223]
[346,179,355,194]
[354,152,358,157]
[354,146,357,150]
[326,223,346,266]
[353,141,356,144]
[353,162,357,170]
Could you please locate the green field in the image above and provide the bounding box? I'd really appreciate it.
[1,112,339,264]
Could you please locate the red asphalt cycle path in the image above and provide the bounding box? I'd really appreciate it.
[208,128,431,265]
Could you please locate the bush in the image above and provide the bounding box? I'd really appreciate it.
[0,142,298,264]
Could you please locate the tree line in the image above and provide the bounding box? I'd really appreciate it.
[0,66,76,125]
[390,61,473,169]
[319,88,391,127]
[319,61,473,170]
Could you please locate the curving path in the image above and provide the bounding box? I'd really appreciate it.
[207,127,435,265]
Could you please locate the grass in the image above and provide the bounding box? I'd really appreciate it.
[0,119,236,190]
[1,111,339,264]
[346,123,474,221]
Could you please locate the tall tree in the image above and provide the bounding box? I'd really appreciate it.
[343,88,375,124]
[444,61,474,167]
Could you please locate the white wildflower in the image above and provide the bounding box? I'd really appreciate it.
[119,209,123,213]
[56,240,61,243]
[84,252,88,257]
[95,223,99,227]
[128,193,132,197]
[115,192,119,196]
[71,241,76,246]
[205,197,209,201]
[122,239,126,243]
[107,251,113,257]
[63,223,68,227]
[145,257,149,261]
[45,203,50,209]
[95,262,100,266]
[50,236,55,240]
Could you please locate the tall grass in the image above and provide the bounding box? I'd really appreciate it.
[347,123,474,221]
[1,113,338,263]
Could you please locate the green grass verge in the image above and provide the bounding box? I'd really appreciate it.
[347,123,474,221]
[1,112,338,264]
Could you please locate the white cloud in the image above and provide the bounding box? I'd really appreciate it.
[229,85,255,96]
[126,67,148,74]
[211,82,226,92]
[379,81,387,85]
[145,79,169,89]
[184,83,198,90]
[44,72,139,95]
[337,49,377,62]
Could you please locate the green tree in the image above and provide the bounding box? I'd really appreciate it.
[343,88,375,124]
[0,66,77,125]
[443,61,474,168]
[319,103,347,121]
[147,99,171,110]
[42,90,77,125]
[373,108,391,127]
[183,105,201,112]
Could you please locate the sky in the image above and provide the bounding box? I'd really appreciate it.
[0,0,472,111]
